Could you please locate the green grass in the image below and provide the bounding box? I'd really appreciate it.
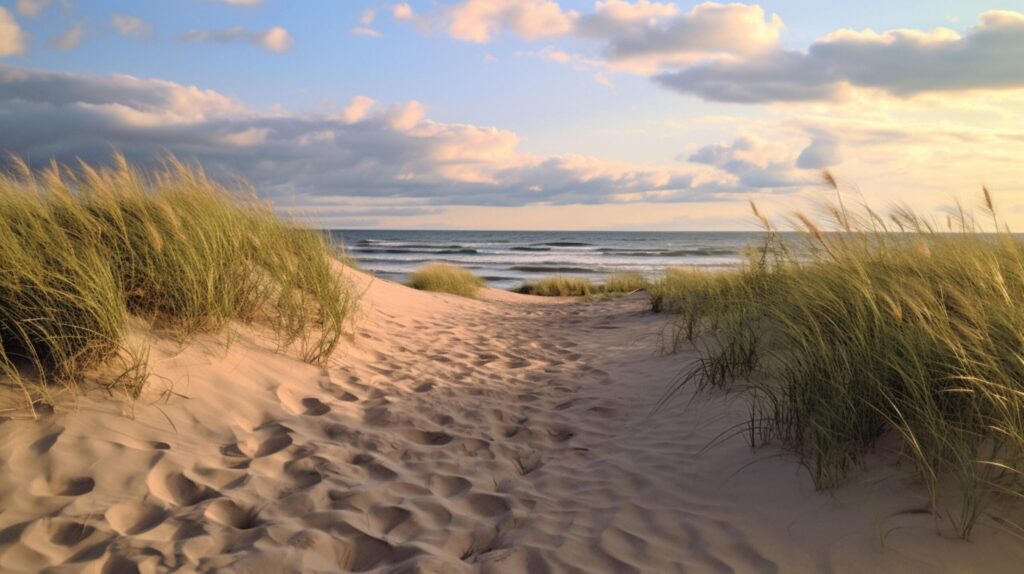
[0,155,355,409]
[406,263,484,298]
[516,272,649,297]
[515,276,597,297]
[603,272,649,294]
[654,178,1024,538]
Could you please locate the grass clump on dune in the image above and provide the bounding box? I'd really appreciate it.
[657,175,1024,538]
[0,155,354,408]
[603,272,649,294]
[406,263,484,298]
[517,272,648,297]
[515,276,597,297]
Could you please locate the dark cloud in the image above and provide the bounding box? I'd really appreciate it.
[655,10,1024,102]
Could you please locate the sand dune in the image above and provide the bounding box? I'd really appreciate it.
[0,268,1021,572]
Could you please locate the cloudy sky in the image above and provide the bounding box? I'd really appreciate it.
[1,0,1022,230]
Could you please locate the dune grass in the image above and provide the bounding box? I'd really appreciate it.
[516,272,649,297]
[406,263,484,298]
[0,155,354,409]
[515,276,597,297]
[654,177,1024,538]
[603,272,650,294]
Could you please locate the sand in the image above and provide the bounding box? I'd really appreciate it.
[0,267,1022,573]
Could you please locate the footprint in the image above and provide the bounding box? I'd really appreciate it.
[413,382,435,393]
[106,501,168,536]
[204,499,261,530]
[466,493,511,518]
[301,397,331,416]
[56,476,96,496]
[148,471,217,507]
[428,475,471,498]
[400,429,454,446]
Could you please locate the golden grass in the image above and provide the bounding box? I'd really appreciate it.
[0,155,355,410]
[406,263,484,298]
[654,176,1024,538]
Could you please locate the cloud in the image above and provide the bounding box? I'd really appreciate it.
[404,0,577,43]
[15,0,49,18]
[353,8,382,37]
[0,65,761,212]
[580,1,783,73]
[689,135,822,189]
[0,7,29,57]
[112,15,152,39]
[179,26,293,54]
[51,21,86,51]
[656,10,1024,102]
[796,133,841,169]
[392,3,414,21]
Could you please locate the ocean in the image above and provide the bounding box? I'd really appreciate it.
[330,230,763,290]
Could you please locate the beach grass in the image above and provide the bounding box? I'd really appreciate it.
[407,263,484,298]
[0,155,354,408]
[603,272,650,294]
[515,276,598,297]
[654,175,1024,538]
[516,272,649,297]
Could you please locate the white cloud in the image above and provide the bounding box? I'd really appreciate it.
[179,26,293,54]
[51,21,86,51]
[342,95,377,123]
[392,3,414,21]
[0,7,29,57]
[656,10,1024,102]
[689,135,821,189]
[353,8,383,37]
[429,0,577,43]
[352,27,383,38]
[112,15,152,39]
[15,0,49,18]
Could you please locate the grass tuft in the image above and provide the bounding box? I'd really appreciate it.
[516,272,649,297]
[0,155,354,409]
[654,179,1024,538]
[515,276,597,297]
[406,263,484,298]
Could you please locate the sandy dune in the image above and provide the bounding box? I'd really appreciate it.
[0,268,1022,573]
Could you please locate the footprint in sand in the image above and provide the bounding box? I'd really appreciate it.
[301,397,331,416]
[204,499,261,530]
[400,428,454,446]
[465,493,512,518]
[428,474,472,498]
[147,470,217,507]
[106,500,169,536]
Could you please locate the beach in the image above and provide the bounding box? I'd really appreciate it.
[1,266,1021,573]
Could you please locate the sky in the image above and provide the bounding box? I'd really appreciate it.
[0,0,1023,230]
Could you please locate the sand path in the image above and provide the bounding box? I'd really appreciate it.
[0,270,1022,572]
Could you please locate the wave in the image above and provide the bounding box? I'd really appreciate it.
[510,246,552,252]
[350,247,479,255]
[511,265,597,273]
[533,241,593,247]
[598,247,737,257]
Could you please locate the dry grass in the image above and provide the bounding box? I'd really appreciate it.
[406,263,484,298]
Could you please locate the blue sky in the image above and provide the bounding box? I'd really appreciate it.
[1,1,1023,229]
